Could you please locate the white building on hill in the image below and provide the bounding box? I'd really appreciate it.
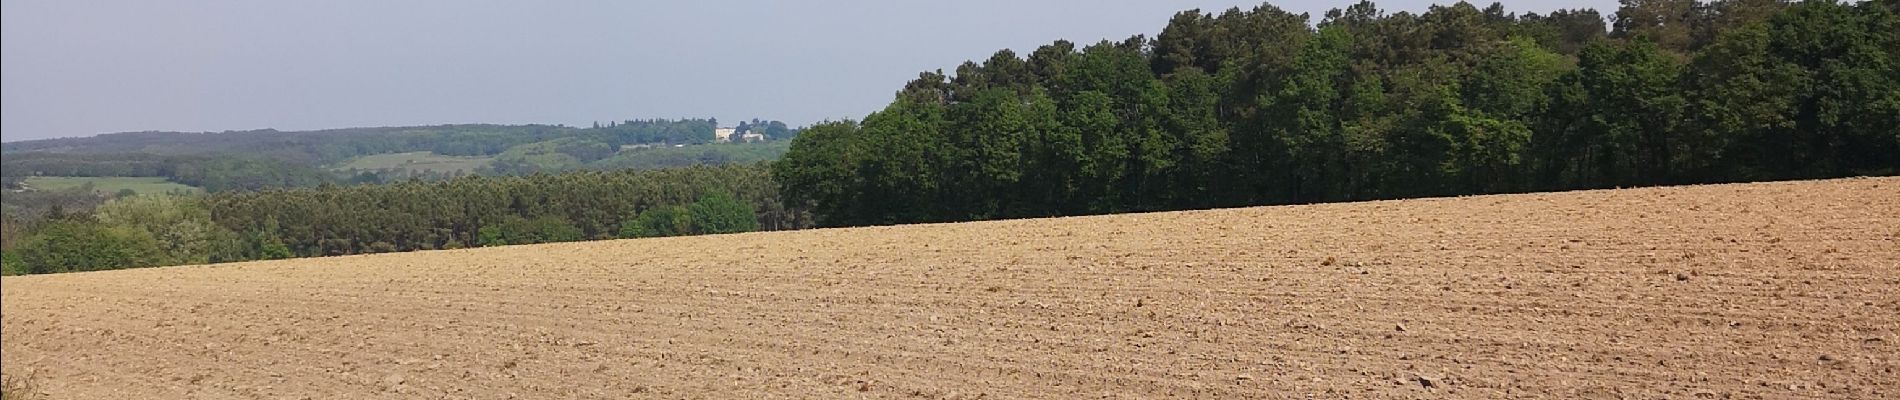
[714,127,737,142]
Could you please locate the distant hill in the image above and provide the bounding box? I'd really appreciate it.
[2,118,799,191]
[2,124,585,166]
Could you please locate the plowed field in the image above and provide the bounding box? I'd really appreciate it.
[4,178,1897,398]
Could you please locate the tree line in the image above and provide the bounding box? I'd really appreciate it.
[207,164,803,256]
[773,0,1899,226]
[1,153,333,192]
[2,119,794,167]
[2,164,808,275]
[2,124,572,166]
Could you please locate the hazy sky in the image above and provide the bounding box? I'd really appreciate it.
[1,0,1615,142]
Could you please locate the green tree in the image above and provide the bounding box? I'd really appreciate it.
[774,121,863,225]
[1,250,23,276]
[942,88,1029,218]
[1161,68,1230,208]
[1614,0,1698,54]
[1061,90,1126,212]
[1019,88,1083,216]
[688,192,759,234]
[256,220,294,260]
[1126,79,1178,210]
[1448,37,1566,192]
[1681,22,1796,181]
[1444,109,1535,193]
[1516,9,1608,55]
[477,216,584,246]
[1465,37,1568,120]
[93,194,231,266]
[476,225,506,246]
[853,97,946,224]
[15,220,165,274]
[1381,62,1464,198]
[1755,0,1900,177]
[1265,26,1354,202]
[621,205,692,238]
[1537,40,1686,188]
[1152,10,1214,76]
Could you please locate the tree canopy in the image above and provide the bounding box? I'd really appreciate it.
[776,0,1899,227]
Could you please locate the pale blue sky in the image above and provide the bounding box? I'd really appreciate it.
[0,1,1614,141]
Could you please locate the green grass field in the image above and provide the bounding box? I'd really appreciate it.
[21,177,200,195]
[333,152,493,174]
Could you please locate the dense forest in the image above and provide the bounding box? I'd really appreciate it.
[2,165,806,275]
[774,0,1899,226]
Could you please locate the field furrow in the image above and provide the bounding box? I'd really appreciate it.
[4,178,1898,398]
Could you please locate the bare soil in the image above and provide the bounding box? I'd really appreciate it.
[4,178,1897,399]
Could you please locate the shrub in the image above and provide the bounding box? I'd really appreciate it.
[0,251,23,276]
[687,192,759,234]
[93,194,231,265]
[621,205,692,238]
[14,220,164,274]
[479,216,585,246]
